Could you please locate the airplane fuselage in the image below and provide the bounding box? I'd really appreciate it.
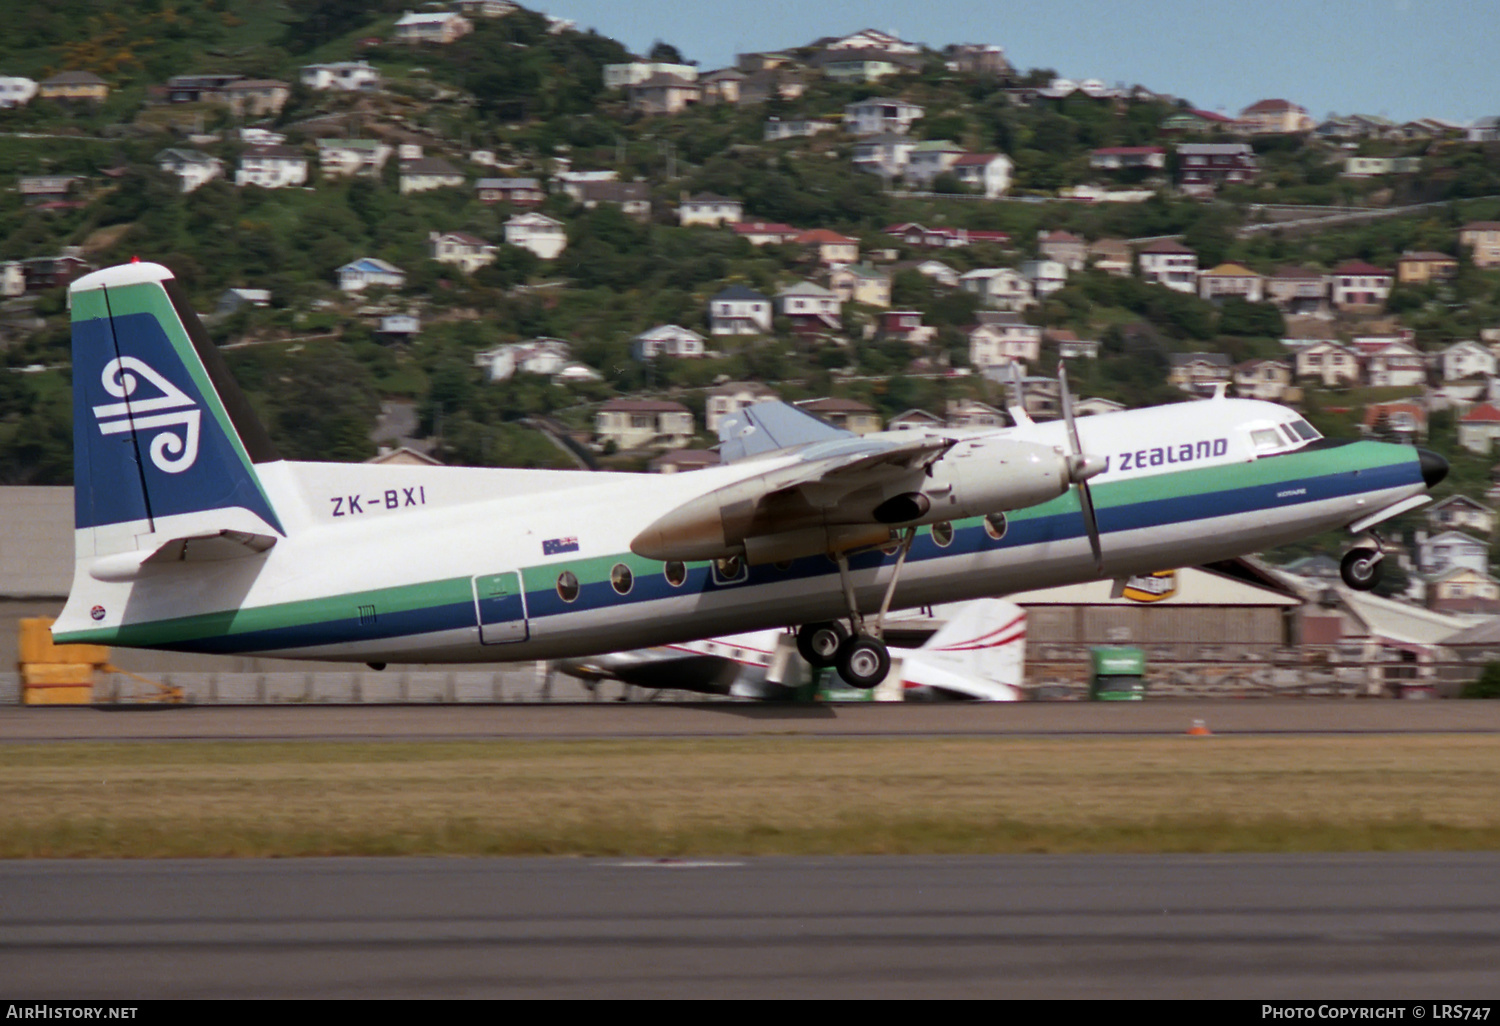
[56,397,1434,663]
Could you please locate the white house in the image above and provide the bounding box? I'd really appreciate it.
[764,117,838,142]
[1459,403,1500,454]
[1363,340,1426,388]
[504,213,567,260]
[1294,341,1362,387]
[705,382,781,432]
[428,231,497,274]
[0,76,37,107]
[1427,496,1496,536]
[1233,359,1293,401]
[474,338,573,381]
[235,145,308,189]
[631,324,707,360]
[851,133,917,177]
[1418,531,1491,575]
[393,10,474,44]
[844,97,924,136]
[596,400,695,450]
[950,153,1012,197]
[337,258,406,293]
[300,61,380,92]
[775,281,842,332]
[709,285,773,335]
[1331,261,1393,308]
[1020,259,1067,296]
[679,193,743,227]
[959,267,1034,312]
[156,149,223,193]
[968,314,1041,370]
[1198,263,1265,303]
[1443,340,1496,382]
[400,157,465,194]
[603,60,698,90]
[904,140,967,188]
[1137,239,1198,293]
[317,139,392,178]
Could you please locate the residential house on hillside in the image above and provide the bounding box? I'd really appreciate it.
[223,79,289,117]
[235,146,307,189]
[1428,496,1495,536]
[828,264,892,307]
[337,258,406,293]
[1037,231,1087,270]
[698,68,745,104]
[631,325,707,360]
[1418,531,1490,575]
[1331,262,1393,309]
[1460,222,1500,269]
[731,221,799,245]
[1265,266,1328,316]
[504,213,566,259]
[950,153,1012,197]
[400,157,465,194]
[1459,404,1500,454]
[959,267,1034,312]
[885,223,1009,248]
[946,43,1010,76]
[156,149,223,193]
[473,338,573,381]
[1362,339,1425,388]
[880,309,935,344]
[1363,401,1426,442]
[679,194,742,227]
[1167,352,1231,395]
[1425,566,1500,616]
[763,116,838,141]
[904,140,967,189]
[852,133,917,177]
[709,285,773,334]
[1442,340,1496,382]
[38,71,108,102]
[705,382,780,432]
[1295,341,1361,387]
[1398,251,1458,284]
[554,169,618,199]
[475,178,543,205]
[797,229,859,266]
[1199,263,1265,303]
[968,314,1042,370]
[578,180,652,220]
[737,66,807,105]
[776,281,842,334]
[1087,238,1133,276]
[946,399,1008,429]
[596,400,694,450]
[300,61,380,91]
[1176,143,1257,194]
[1089,146,1166,171]
[1466,118,1500,143]
[797,398,882,434]
[0,76,36,108]
[19,175,82,207]
[813,48,922,83]
[393,10,474,44]
[822,28,922,53]
[1236,98,1313,134]
[888,409,946,431]
[909,259,960,288]
[846,97,924,136]
[318,139,392,178]
[428,231,496,274]
[1343,156,1421,177]
[20,253,89,292]
[216,288,270,315]
[1160,108,1237,133]
[628,73,701,114]
[603,59,698,89]
[1049,329,1099,360]
[1020,259,1067,296]
[454,0,518,16]
[1137,239,1199,292]
[1233,359,1293,401]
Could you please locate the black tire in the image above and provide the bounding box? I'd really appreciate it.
[1340,548,1382,591]
[796,621,848,668]
[836,634,892,689]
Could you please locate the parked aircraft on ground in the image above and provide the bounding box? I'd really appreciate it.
[552,598,1027,701]
[54,262,1448,687]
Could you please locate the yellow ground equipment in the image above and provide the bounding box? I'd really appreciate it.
[18,618,182,705]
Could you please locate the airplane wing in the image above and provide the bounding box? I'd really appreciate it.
[718,401,854,463]
[897,599,1026,701]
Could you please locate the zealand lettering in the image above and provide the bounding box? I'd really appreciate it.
[1114,437,1227,475]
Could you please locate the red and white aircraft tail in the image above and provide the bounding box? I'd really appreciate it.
[895,599,1026,701]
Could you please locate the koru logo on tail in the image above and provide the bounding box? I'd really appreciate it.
[92,357,201,473]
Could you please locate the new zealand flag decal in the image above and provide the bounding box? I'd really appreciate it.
[543,536,579,556]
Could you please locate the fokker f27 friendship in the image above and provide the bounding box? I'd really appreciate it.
[54,262,1449,687]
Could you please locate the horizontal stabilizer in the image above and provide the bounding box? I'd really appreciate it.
[718,401,853,462]
[89,530,277,582]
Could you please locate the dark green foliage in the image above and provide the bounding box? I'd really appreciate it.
[1461,663,1500,699]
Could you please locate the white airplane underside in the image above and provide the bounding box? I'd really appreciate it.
[53,263,1448,688]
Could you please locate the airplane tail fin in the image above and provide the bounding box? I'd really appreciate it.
[67,262,289,563]
[912,599,1027,698]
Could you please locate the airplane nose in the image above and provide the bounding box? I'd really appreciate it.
[1418,448,1448,489]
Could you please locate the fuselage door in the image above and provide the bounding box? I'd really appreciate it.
[474,571,529,644]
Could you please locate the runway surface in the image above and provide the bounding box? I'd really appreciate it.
[5,699,1500,742]
[3,854,1498,998]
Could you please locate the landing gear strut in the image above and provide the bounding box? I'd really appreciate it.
[1341,533,1385,591]
[796,527,918,689]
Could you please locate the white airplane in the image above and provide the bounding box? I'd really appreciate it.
[52,261,1448,688]
[553,598,1027,701]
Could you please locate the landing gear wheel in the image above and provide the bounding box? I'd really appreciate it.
[836,634,892,690]
[797,621,849,668]
[1341,548,1382,591]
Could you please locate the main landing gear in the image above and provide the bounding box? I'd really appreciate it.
[1341,534,1385,591]
[794,527,917,689]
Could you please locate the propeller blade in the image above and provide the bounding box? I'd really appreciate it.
[1058,364,1105,576]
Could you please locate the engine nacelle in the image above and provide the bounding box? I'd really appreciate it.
[919,437,1073,520]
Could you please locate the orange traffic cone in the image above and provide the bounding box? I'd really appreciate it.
[1187,718,1212,736]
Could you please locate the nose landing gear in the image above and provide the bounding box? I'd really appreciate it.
[1341,534,1385,591]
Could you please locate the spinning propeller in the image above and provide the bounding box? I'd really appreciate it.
[1057,364,1107,576]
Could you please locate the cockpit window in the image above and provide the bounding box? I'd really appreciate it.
[1289,419,1320,441]
[1251,428,1284,452]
